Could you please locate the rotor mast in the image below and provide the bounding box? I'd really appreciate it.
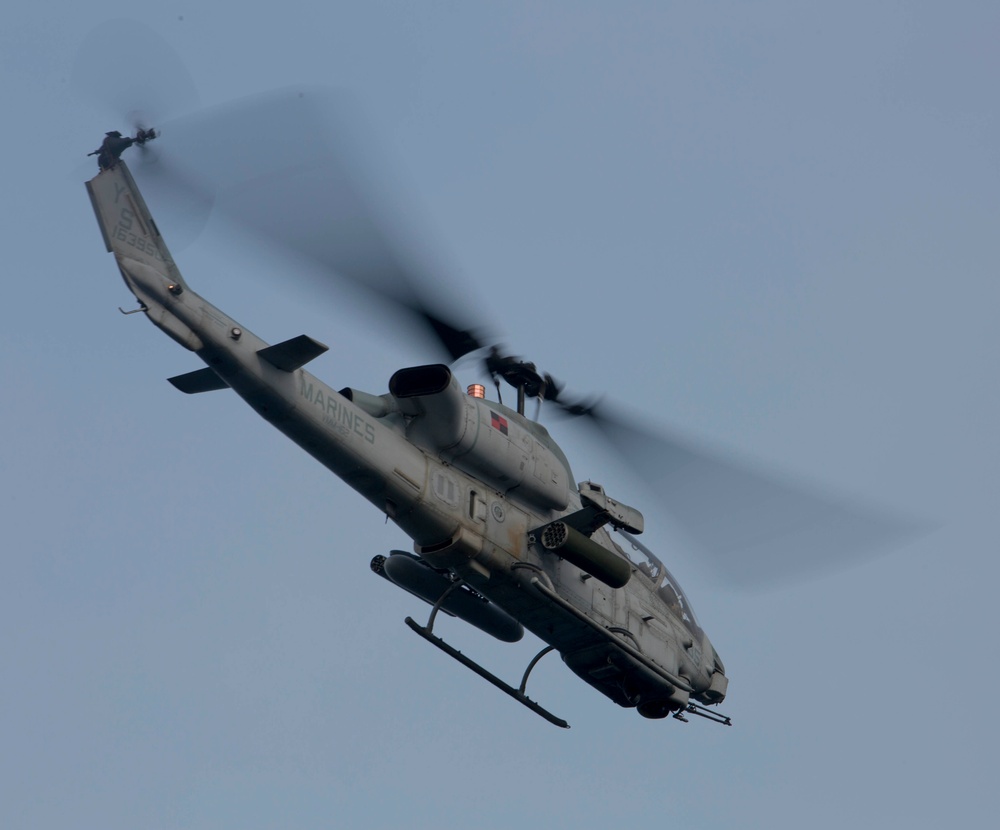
[485,347,553,417]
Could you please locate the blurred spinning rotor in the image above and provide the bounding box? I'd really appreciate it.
[74,20,922,588]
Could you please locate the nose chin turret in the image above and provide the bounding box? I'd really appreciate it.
[699,645,728,704]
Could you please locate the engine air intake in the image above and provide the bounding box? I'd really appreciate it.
[389,364,452,398]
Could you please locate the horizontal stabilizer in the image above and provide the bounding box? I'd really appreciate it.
[168,367,230,394]
[257,334,329,372]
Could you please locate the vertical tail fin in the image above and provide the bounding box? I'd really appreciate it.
[86,160,186,290]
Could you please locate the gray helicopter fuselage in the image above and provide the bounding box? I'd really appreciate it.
[87,158,728,722]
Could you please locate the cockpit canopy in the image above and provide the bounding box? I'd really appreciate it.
[613,530,702,638]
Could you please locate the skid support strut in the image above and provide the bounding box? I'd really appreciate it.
[405,580,570,728]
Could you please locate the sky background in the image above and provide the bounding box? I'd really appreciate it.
[2,2,998,828]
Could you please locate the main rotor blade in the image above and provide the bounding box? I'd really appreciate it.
[74,17,488,362]
[133,88,489,362]
[576,404,921,588]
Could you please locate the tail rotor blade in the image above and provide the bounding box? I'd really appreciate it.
[73,19,200,131]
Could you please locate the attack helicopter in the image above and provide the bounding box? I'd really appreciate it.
[85,91,905,728]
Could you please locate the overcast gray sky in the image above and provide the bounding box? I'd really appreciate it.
[2,3,998,828]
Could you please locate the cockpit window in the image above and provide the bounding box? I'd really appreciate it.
[613,530,702,637]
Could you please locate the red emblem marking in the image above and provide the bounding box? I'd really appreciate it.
[490,411,508,435]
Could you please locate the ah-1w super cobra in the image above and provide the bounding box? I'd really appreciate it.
[86,95,903,728]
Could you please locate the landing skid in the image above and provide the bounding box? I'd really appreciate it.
[404,579,570,728]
